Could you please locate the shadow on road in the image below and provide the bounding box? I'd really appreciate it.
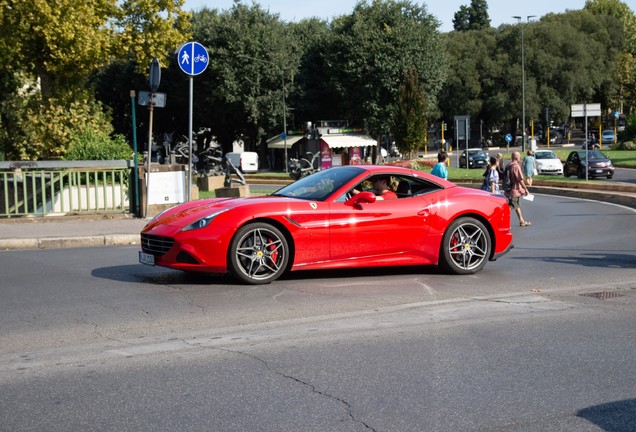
[577,398,636,432]
[511,251,636,269]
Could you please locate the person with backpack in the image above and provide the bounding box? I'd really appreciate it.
[504,151,531,227]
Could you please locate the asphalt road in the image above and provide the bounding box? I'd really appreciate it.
[1,193,635,431]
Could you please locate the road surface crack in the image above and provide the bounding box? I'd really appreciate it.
[185,341,377,431]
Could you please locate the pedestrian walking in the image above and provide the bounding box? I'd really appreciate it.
[504,151,531,227]
[522,150,537,186]
[481,156,500,194]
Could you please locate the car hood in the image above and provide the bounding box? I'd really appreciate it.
[143,196,290,231]
[537,159,561,166]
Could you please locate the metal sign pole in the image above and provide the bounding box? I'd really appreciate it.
[583,109,594,181]
[130,90,140,217]
[145,95,154,218]
[176,42,208,201]
[188,76,193,201]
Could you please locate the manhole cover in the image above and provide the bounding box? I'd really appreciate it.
[580,291,625,300]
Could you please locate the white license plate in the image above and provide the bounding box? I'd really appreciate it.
[595,169,603,173]
[139,251,155,266]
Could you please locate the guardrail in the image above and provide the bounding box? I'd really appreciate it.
[0,160,133,218]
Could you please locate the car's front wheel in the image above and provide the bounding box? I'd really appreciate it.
[439,217,491,275]
[228,222,289,284]
[577,167,586,179]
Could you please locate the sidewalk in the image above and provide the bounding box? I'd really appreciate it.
[0,214,147,250]
[1,181,635,251]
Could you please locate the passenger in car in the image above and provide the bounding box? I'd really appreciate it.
[370,176,398,200]
[352,175,398,200]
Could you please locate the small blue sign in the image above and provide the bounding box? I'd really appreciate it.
[280,132,287,141]
[177,42,209,76]
[614,111,620,119]
[505,133,513,143]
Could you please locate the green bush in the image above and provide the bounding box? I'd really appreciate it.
[64,128,132,161]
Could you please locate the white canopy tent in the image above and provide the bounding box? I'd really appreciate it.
[321,134,378,148]
[266,135,305,150]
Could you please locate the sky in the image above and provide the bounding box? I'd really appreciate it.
[181,0,635,32]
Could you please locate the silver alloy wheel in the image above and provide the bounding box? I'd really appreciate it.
[229,223,288,284]
[441,217,490,274]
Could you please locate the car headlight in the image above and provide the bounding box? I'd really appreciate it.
[181,209,230,231]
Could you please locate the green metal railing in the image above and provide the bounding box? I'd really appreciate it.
[1,161,133,218]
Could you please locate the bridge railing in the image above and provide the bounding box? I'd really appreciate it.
[0,160,134,218]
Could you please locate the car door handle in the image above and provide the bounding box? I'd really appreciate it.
[417,209,430,217]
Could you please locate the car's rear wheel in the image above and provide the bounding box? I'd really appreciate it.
[228,222,289,285]
[439,217,491,275]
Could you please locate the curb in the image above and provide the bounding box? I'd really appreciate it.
[0,234,140,251]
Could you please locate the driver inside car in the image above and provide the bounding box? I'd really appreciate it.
[352,175,398,200]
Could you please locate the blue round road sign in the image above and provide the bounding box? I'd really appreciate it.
[177,42,209,76]
[505,133,513,143]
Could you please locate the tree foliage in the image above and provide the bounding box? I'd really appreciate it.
[453,0,490,31]
[190,4,301,150]
[0,0,190,159]
[326,0,446,137]
[2,0,635,162]
[393,68,428,159]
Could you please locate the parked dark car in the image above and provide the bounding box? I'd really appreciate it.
[563,150,614,179]
[459,149,489,169]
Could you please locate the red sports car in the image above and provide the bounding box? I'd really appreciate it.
[139,165,513,284]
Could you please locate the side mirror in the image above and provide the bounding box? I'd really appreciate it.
[345,191,377,207]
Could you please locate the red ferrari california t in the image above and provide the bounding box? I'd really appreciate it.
[139,165,513,284]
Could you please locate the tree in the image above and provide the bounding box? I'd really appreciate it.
[326,0,447,138]
[437,29,509,138]
[0,0,191,159]
[288,18,337,126]
[585,0,636,113]
[393,68,428,159]
[189,4,301,151]
[453,0,491,31]
[528,11,623,122]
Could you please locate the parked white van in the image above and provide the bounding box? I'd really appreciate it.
[225,151,259,173]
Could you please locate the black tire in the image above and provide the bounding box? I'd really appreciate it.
[577,167,586,179]
[439,217,491,275]
[607,175,613,179]
[228,223,289,285]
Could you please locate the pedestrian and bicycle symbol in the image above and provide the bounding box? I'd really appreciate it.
[177,42,209,76]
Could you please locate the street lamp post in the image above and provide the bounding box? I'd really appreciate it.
[238,55,288,172]
[513,15,535,152]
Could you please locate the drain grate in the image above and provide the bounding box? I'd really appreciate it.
[580,291,625,300]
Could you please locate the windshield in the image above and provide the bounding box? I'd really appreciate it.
[536,152,557,160]
[578,150,609,160]
[272,166,365,201]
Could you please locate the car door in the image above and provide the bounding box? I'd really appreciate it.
[328,193,432,265]
[564,152,578,176]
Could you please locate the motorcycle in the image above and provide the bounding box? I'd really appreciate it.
[288,152,321,180]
